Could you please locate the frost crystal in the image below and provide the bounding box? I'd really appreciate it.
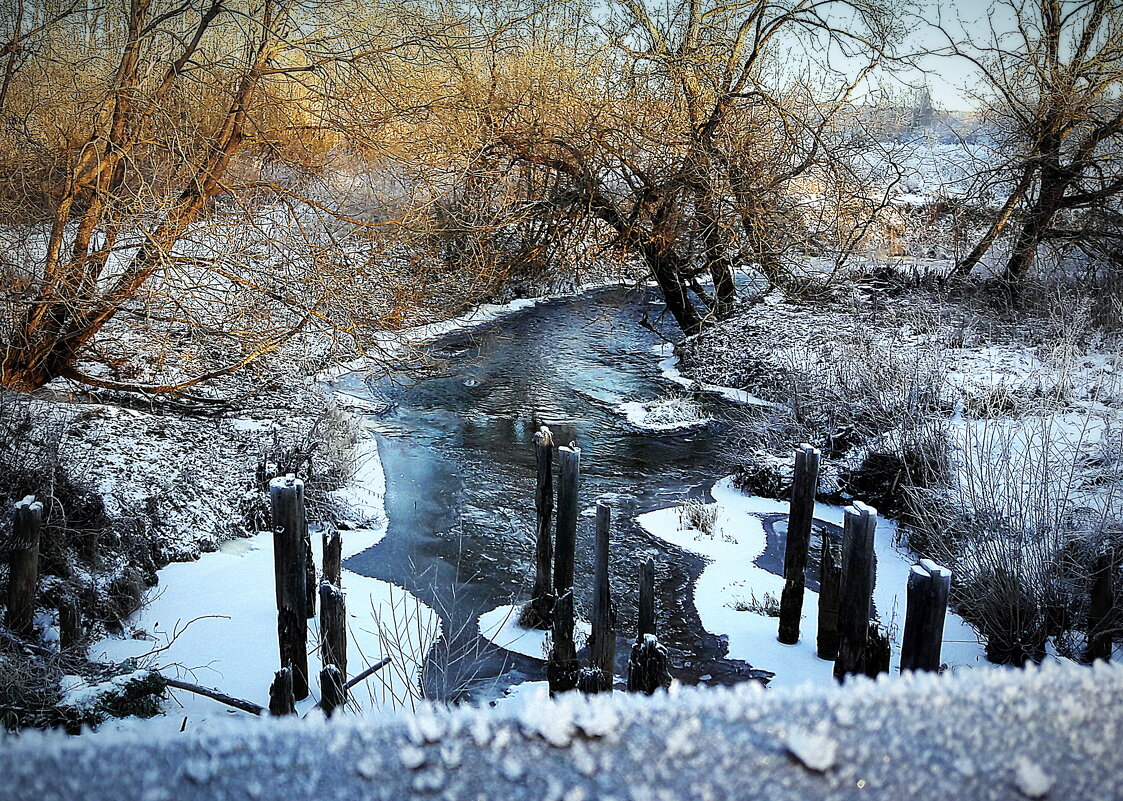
[398,745,427,770]
[784,727,838,772]
[356,755,380,780]
[1015,756,1053,798]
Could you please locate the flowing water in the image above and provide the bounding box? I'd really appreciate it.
[333,286,767,701]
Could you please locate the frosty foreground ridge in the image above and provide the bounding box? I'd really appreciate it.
[4,661,1120,801]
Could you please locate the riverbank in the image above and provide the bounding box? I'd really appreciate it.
[673,278,1123,665]
[1,281,642,730]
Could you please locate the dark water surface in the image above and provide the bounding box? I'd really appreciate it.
[334,286,767,700]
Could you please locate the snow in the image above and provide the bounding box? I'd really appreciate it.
[616,396,712,432]
[638,477,989,687]
[478,604,591,660]
[8,660,1123,801]
[89,433,439,732]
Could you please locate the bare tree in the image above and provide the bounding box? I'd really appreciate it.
[0,0,460,394]
[939,1,1123,283]
[457,0,898,334]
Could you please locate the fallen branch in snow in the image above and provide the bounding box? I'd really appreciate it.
[344,656,392,691]
[161,677,266,716]
[304,657,392,716]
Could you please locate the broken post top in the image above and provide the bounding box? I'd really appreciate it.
[845,501,877,519]
[917,559,952,581]
[558,443,580,456]
[534,426,553,447]
[269,474,304,491]
[15,496,43,514]
[797,443,821,457]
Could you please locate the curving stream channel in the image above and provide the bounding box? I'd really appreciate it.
[331,285,771,702]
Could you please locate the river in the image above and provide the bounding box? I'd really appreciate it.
[332,285,769,701]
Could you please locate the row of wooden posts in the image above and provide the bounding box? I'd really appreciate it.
[527,426,670,696]
[265,475,355,716]
[778,444,952,678]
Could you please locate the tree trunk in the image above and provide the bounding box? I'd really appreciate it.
[1001,161,1068,285]
[954,165,1034,278]
[644,248,702,335]
[0,17,269,393]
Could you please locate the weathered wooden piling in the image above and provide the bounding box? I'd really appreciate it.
[304,526,316,620]
[590,501,615,692]
[627,634,672,695]
[7,496,43,638]
[548,590,579,695]
[553,444,580,599]
[864,622,891,677]
[833,502,877,682]
[320,666,345,717]
[779,444,821,644]
[628,558,671,694]
[58,596,81,650]
[268,667,295,716]
[524,425,555,629]
[270,475,309,700]
[816,533,842,660]
[1086,547,1115,663]
[900,559,952,672]
[319,581,347,686]
[638,557,656,639]
[322,526,342,588]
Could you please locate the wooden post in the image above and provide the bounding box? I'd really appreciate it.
[864,622,891,677]
[58,596,81,650]
[628,560,671,694]
[268,667,295,716]
[590,501,615,692]
[320,666,345,717]
[547,590,579,695]
[270,475,309,700]
[901,559,952,672]
[627,634,672,695]
[833,502,878,682]
[304,524,316,620]
[553,445,580,600]
[638,557,656,639]
[319,582,347,685]
[523,426,555,629]
[7,496,43,638]
[322,526,342,588]
[816,534,842,660]
[779,444,821,644]
[1086,547,1115,663]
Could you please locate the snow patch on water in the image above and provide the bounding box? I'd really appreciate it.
[656,343,775,407]
[638,477,989,687]
[478,604,591,661]
[616,396,712,432]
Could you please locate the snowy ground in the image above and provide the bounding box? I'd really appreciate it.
[84,436,440,733]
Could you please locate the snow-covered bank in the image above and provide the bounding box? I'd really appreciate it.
[639,477,988,687]
[321,279,640,381]
[657,343,775,408]
[87,435,439,732]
